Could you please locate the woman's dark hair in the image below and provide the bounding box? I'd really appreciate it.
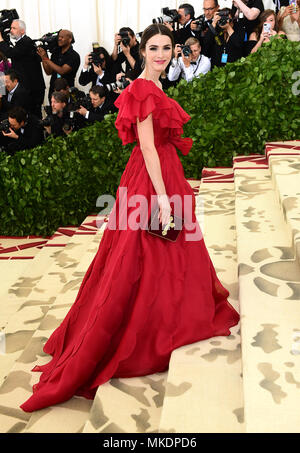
[139,23,175,61]
[96,46,114,70]
[253,9,279,38]
[119,27,135,38]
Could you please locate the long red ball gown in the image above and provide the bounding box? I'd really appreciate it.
[20,78,240,413]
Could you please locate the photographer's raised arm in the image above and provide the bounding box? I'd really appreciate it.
[111,34,121,61]
[233,0,261,21]
[37,45,73,77]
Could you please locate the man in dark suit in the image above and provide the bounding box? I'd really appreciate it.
[0,106,44,155]
[76,85,117,124]
[0,70,30,118]
[0,19,46,118]
[164,4,197,44]
[37,30,80,103]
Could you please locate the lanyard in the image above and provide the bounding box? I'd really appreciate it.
[192,56,202,75]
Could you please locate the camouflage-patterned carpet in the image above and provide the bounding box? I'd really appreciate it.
[0,141,299,433]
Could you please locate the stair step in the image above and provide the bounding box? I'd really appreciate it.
[234,155,300,433]
[158,176,243,433]
[0,228,77,331]
[0,218,99,387]
[269,154,300,266]
[0,220,105,433]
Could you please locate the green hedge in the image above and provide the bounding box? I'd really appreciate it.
[0,38,299,237]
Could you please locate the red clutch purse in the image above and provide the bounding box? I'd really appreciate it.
[147,207,183,243]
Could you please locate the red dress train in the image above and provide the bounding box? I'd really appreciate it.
[20,78,240,413]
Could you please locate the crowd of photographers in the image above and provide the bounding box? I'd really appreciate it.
[0,0,298,155]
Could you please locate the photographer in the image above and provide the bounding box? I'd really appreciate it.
[37,30,80,102]
[79,46,117,90]
[203,8,244,68]
[53,78,72,104]
[43,91,70,138]
[77,85,117,123]
[164,4,197,44]
[191,0,219,48]
[111,27,141,74]
[0,69,30,118]
[0,106,44,155]
[168,38,211,83]
[0,19,45,118]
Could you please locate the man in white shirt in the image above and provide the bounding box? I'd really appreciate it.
[168,38,211,83]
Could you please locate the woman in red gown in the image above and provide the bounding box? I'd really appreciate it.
[20,24,240,413]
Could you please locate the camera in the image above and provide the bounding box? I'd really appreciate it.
[119,31,131,47]
[88,43,105,67]
[39,106,56,128]
[63,111,76,132]
[217,10,230,27]
[0,9,19,40]
[34,31,60,53]
[68,87,92,111]
[0,118,11,134]
[106,76,130,93]
[194,14,208,33]
[179,45,192,57]
[89,52,105,67]
[153,7,181,25]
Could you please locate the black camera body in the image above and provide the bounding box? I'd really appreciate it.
[153,7,181,25]
[89,51,105,67]
[68,87,92,111]
[106,76,130,93]
[0,9,19,40]
[119,31,131,47]
[180,45,192,57]
[0,118,11,134]
[34,31,61,54]
[194,14,208,32]
[217,10,230,27]
[39,106,56,128]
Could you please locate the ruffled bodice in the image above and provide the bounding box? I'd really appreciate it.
[114,78,193,155]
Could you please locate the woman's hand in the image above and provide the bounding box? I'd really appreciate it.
[158,194,171,227]
[259,31,270,43]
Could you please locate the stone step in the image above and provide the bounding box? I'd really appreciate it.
[268,151,300,267]
[0,218,104,433]
[234,153,300,433]
[0,227,77,332]
[158,172,244,433]
[0,217,99,390]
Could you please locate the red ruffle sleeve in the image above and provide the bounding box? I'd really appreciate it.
[114,78,193,155]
